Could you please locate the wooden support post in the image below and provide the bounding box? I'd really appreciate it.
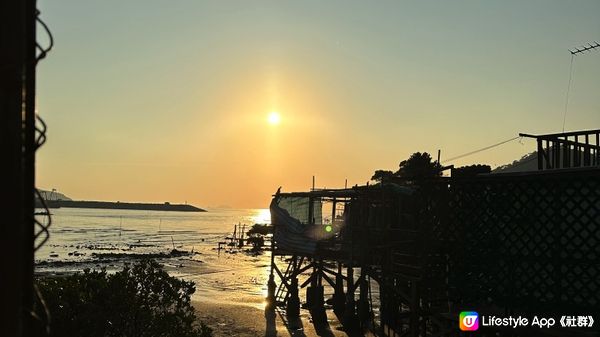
[286,256,300,318]
[343,264,359,331]
[287,277,300,317]
[266,273,276,311]
[331,198,337,221]
[308,258,328,326]
[563,143,570,168]
[537,139,543,170]
[332,262,346,314]
[596,133,600,165]
[545,140,551,169]
[266,233,276,311]
[584,134,591,166]
[555,141,561,169]
[552,139,557,169]
[307,259,325,308]
[239,224,245,247]
[331,197,337,236]
[357,267,372,329]
[574,136,580,167]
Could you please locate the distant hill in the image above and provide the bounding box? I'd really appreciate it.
[492,152,538,173]
[37,189,72,201]
[50,200,206,212]
[493,148,599,173]
[35,189,205,212]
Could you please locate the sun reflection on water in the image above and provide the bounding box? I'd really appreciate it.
[252,208,271,224]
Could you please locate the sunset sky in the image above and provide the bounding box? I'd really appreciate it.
[36,1,599,208]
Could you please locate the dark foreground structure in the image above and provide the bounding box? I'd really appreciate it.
[1,1,45,336]
[267,130,599,337]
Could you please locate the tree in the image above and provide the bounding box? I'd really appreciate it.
[371,170,394,183]
[451,164,491,178]
[371,152,443,183]
[396,152,442,179]
[246,224,272,252]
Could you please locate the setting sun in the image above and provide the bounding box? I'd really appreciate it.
[267,111,281,125]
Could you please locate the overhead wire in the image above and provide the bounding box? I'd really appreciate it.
[562,54,575,133]
[563,41,600,132]
[442,136,521,164]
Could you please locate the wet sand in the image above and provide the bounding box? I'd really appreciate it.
[193,301,352,337]
[35,208,372,336]
[193,301,265,337]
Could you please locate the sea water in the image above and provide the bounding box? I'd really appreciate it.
[35,207,273,308]
[34,207,380,313]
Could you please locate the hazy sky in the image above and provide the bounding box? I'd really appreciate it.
[36,1,599,208]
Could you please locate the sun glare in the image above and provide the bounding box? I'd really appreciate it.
[267,111,281,125]
[253,208,271,224]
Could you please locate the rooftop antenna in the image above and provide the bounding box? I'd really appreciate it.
[562,41,600,132]
[569,41,600,56]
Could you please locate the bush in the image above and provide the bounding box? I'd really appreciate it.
[246,236,265,251]
[451,164,491,178]
[246,224,272,236]
[38,260,212,337]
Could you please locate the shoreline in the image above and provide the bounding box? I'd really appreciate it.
[192,300,352,337]
[193,301,266,337]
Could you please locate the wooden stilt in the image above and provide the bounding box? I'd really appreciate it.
[286,256,300,318]
[332,262,346,314]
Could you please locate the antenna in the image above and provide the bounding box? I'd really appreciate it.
[569,41,600,55]
[562,41,599,132]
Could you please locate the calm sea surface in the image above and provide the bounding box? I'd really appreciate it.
[35,207,273,308]
[34,207,378,313]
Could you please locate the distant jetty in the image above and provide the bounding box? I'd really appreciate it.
[42,200,206,212]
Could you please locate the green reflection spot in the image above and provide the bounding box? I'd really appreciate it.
[325,225,333,233]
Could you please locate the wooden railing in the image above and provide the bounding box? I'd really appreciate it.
[520,129,600,170]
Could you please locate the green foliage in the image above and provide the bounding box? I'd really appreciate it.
[371,169,394,182]
[246,236,265,250]
[452,164,491,178]
[38,260,212,337]
[246,224,271,251]
[396,152,442,179]
[371,152,443,183]
[246,224,272,236]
